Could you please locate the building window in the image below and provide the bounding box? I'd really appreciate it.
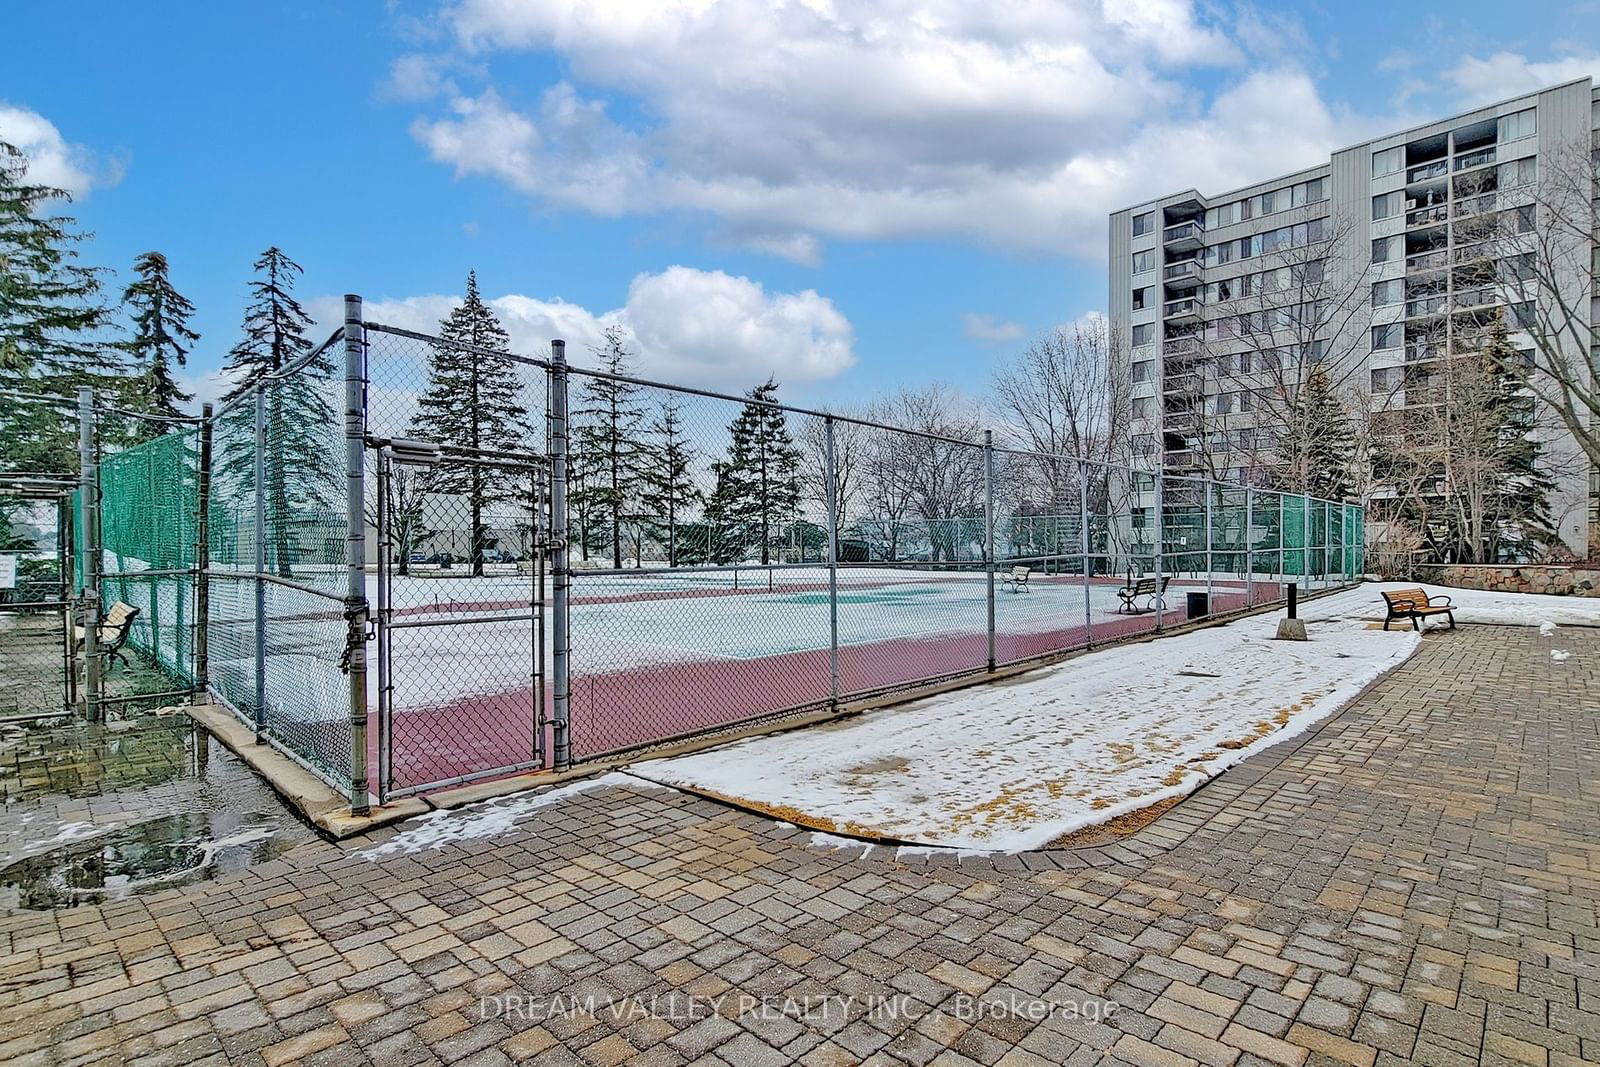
[1132,286,1152,310]
[1371,367,1403,392]
[1132,359,1153,383]
[1214,392,1235,415]
[1132,323,1155,347]
[1371,235,1399,263]
[1498,108,1536,144]
[1133,396,1154,419]
[1133,211,1154,237]
[1131,433,1155,458]
[1371,279,1402,307]
[1372,323,1402,350]
[1372,146,1403,178]
[1132,249,1154,274]
[1372,191,1403,220]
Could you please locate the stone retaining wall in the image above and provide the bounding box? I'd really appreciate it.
[1417,563,1600,596]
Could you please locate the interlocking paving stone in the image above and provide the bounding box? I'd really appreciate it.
[1,624,1598,1064]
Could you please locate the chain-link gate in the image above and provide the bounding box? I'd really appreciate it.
[374,444,550,800]
[0,477,75,720]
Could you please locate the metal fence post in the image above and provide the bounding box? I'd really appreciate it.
[343,294,370,816]
[77,387,101,723]
[1153,472,1165,632]
[1278,492,1285,596]
[375,447,391,805]
[549,339,572,769]
[983,429,996,671]
[1080,460,1092,649]
[253,382,267,740]
[824,417,840,705]
[194,404,212,703]
[1244,486,1254,609]
[1303,494,1312,592]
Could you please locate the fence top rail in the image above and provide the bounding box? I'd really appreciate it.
[364,318,984,450]
[206,328,345,422]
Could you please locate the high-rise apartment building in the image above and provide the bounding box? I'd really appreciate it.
[1109,78,1596,556]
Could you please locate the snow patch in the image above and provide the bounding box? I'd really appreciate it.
[635,600,1423,852]
[1551,649,1571,663]
[808,831,874,857]
[359,773,652,858]
[1540,621,1558,637]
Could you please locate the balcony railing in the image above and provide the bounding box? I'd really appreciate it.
[1405,294,1448,318]
[1455,146,1496,171]
[1405,203,1450,227]
[1406,159,1449,183]
[1164,297,1201,319]
[1453,287,1498,310]
[1162,221,1204,246]
[1163,336,1199,356]
[1405,249,1449,272]
[1163,259,1203,282]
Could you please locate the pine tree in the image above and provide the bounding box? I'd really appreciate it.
[410,271,531,576]
[1273,365,1354,501]
[1477,317,1554,558]
[570,326,648,568]
[218,247,337,579]
[0,140,114,476]
[118,252,198,428]
[637,398,702,566]
[705,379,803,565]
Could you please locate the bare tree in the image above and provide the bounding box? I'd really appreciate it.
[1495,137,1598,472]
[1182,210,1373,492]
[797,409,867,531]
[864,386,986,562]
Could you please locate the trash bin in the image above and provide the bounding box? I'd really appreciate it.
[1186,591,1209,619]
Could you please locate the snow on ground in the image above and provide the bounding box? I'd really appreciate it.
[1303,581,1600,628]
[358,772,654,858]
[633,607,1422,851]
[633,580,1593,851]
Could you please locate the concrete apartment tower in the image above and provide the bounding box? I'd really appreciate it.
[1109,78,1596,558]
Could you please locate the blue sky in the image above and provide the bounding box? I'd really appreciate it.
[4,1,1596,410]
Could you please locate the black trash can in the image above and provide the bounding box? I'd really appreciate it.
[1186,591,1209,619]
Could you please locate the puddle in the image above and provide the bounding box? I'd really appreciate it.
[0,715,318,909]
[0,812,297,909]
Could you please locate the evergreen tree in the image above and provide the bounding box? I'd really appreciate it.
[118,251,198,428]
[637,398,702,566]
[570,326,648,568]
[0,140,114,476]
[704,379,803,565]
[1273,365,1354,501]
[410,271,531,576]
[218,247,337,579]
[1476,317,1555,558]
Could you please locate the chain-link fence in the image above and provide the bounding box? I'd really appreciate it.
[366,313,1362,798]
[0,476,74,719]
[33,298,1365,813]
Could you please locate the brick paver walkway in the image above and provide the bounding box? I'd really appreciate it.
[1,624,1596,1066]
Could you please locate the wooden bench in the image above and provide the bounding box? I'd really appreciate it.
[75,601,140,670]
[1116,575,1170,614]
[1000,565,1031,593]
[1380,587,1455,631]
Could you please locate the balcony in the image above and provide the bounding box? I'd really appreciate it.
[1405,203,1450,228]
[1453,287,1498,310]
[1162,258,1203,289]
[1162,220,1204,252]
[1452,190,1498,218]
[1405,249,1449,272]
[1163,336,1200,357]
[1163,296,1201,322]
[1455,146,1497,171]
[1406,159,1449,183]
[1405,294,1448,318]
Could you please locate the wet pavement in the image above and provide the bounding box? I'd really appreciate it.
[0,713,316,911]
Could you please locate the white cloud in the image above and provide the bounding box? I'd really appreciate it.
[319,265,855,390]
[394,0,1396,261]
[0,102,123,198]
[1444,51,1600,107]
[961,313,1025,343]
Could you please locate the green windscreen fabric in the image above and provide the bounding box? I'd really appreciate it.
[96,430,200,686]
